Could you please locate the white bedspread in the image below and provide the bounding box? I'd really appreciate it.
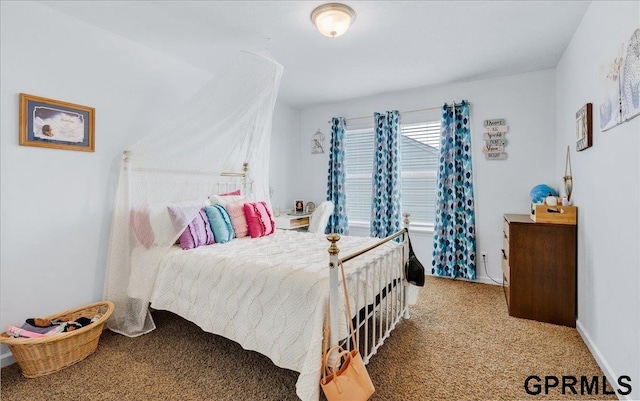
[143,230,402,401]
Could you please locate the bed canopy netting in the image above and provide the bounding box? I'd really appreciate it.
[104,51,284,337]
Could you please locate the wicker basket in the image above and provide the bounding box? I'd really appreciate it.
[0,301,114,378]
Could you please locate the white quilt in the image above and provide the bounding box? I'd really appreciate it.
[144,230,402,401]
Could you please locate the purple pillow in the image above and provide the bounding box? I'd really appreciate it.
[168,207,215,250]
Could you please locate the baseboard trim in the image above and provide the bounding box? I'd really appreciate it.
[473,275,503,286]
[576,319,630,400]
[1,351,15,368]
[427,272,502,286]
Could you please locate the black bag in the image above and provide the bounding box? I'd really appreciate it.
[405,233,425,287]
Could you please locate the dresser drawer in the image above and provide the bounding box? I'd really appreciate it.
[502,273,510,309]
[501,255,510,283]
[503,218,510,239]
[502,235,509,261]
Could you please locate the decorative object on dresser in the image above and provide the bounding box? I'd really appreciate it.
[502,214,577,327]
[576,103,593,151]
[529,204,577,225]
[529,184,558,204]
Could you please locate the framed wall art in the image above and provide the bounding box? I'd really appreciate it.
[599,28,640,131]
[621,28,640,122]
[576,103,592,152]
[19,93,95,152]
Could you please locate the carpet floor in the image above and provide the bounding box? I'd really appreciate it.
[1,276,616,400]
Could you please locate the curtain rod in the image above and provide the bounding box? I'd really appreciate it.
[326,101,471,124]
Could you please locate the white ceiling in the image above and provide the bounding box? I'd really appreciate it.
[41,0,590,109]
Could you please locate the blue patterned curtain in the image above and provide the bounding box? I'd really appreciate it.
[432,101,476,279]
[370,110,401,238]
[326,117,349,235]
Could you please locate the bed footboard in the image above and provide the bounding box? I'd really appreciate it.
[326,213,411,364]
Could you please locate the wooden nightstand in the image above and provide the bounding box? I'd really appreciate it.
[274,213,311,230]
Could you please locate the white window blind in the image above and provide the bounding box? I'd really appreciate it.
[344,121,441,226]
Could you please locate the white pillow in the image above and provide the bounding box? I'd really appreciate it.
[131,199,205,248]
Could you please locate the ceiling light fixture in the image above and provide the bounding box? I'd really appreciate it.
[310,3,356,38]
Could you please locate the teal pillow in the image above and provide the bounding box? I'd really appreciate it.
[204,204,235,243]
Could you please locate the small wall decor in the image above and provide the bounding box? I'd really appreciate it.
[563,146,573,202]
[621,29,640,122]
[482,118,508,160]
[599,28,640,131]
[599,49,623,131]
[311,129,325,154]
[19,93,95,152]
[576,103,592,151]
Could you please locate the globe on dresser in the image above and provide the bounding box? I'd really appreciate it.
[530,184,558,204]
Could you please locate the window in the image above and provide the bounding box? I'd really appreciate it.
[344,121,440,227]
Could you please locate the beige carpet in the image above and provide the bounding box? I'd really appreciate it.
[1,276,616,400]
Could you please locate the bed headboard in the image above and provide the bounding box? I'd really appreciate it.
[122,150,252,200]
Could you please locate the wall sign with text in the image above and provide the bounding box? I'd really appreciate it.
[483,119,508,160]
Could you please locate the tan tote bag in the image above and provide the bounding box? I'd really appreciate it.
[320,262,375,401]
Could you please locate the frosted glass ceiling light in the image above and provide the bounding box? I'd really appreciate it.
[311,3,356,38]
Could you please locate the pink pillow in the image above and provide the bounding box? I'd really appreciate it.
[130,205,154,248]
[220,189,241,196]
[168,207,215,250]
[209,194,245,207]
[226,201,249,238]
[243,201,275,238]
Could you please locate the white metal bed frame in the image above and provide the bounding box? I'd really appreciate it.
[123,153,412,384]
[325,213,410,364]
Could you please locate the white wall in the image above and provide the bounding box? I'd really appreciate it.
[0,1,296,367]
[270,102,300,210]
[297,69,557,284]
[555,1,639,397]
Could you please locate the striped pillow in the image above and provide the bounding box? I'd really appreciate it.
[168,207,215,250]
[244,201,275,238]
[204,204,235,243]
[226,201,249,238]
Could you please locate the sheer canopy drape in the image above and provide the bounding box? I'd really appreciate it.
[370,110,401,238]
[104,51,283,337]
[431,100,477,280]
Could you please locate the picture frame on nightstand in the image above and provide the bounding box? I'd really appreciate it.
[295,200,304,213]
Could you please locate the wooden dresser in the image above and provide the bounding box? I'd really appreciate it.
[502,214,577,327]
